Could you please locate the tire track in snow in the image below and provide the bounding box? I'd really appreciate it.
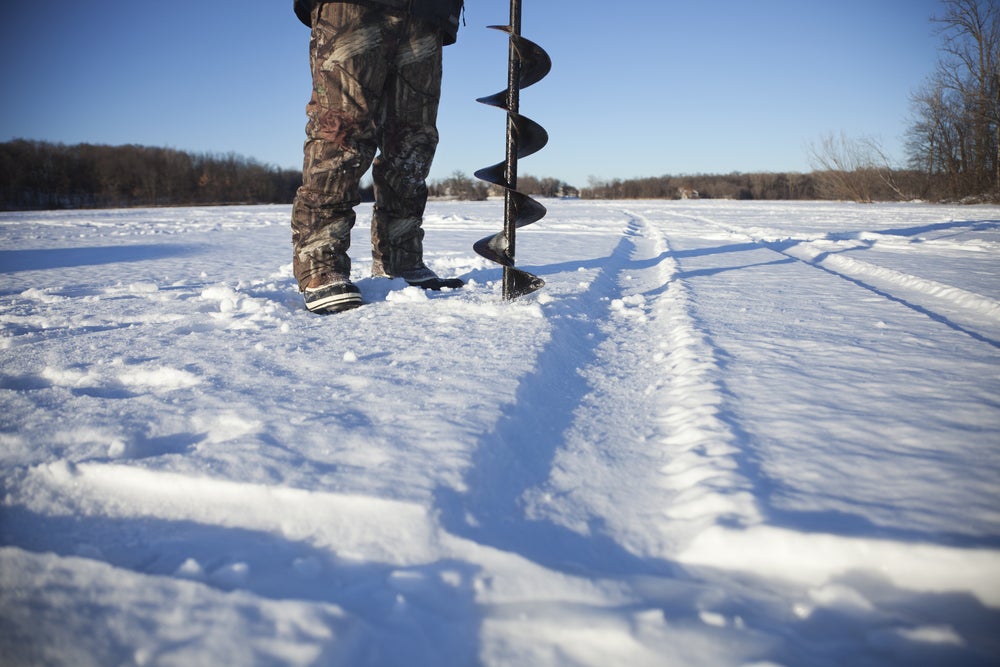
[596,210,763,551]
[443,208,762,570]
[436,215,663,572]
[772,239,1000,348]
[677,212,1000,348]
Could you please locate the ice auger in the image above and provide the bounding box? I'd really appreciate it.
[473,0,551,300]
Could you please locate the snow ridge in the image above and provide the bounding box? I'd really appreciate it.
[682,211,1000,346]
[518,211,762,559]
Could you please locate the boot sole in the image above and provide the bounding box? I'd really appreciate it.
[304,288,364,314]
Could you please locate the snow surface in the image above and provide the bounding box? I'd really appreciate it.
[1,199,999,666]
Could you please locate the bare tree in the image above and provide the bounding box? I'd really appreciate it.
[807,132,894,202]
[907,0,1000,198]
[438,171,488,200]
[936,0,1000,191]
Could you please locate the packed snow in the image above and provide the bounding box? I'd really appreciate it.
[1,199,998,666]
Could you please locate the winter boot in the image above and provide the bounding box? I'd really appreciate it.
[303,280,363,314]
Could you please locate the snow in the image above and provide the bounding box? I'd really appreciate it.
[1,199,999,666]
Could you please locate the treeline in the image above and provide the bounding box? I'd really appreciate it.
[580,172,819,201]
[0,140,302,210]
[427,170,578,200]
[427,170,817,202]
[580,168,973,203]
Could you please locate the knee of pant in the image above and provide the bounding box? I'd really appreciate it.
[373,158,433,196]
[294,188,361,213]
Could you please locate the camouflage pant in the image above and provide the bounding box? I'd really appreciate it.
[291,3,443,289]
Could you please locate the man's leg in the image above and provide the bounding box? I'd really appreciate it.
[291,4,394,297]
[370,21,461,289]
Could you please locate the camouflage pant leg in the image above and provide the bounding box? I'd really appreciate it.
[369,20,443,277]
[290,4,393,289]
[291,4,443,289]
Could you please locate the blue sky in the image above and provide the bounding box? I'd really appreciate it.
[1,0,943,188]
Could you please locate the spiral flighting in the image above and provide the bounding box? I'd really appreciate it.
[473,3,551,300]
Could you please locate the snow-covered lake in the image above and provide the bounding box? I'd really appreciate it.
[1,199,998,666]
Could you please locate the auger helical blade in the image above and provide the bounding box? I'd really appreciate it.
[473,117,547,187]
[473,231,509,267]
[473,0,550,301]
[510,190,547,227]
[471,188,546,229]
[511,112,548,159]
[474,90,509,110]
[472,229,545,297]
[504,266,546,300]
[473,114,548,186]
[482,27,552,91]
[511,34,551,89]
[474,162,507,188]
[473,191,547,266]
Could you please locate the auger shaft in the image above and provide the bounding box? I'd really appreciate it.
[503,0,523,288]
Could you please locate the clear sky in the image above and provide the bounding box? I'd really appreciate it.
[1,0,944,189]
